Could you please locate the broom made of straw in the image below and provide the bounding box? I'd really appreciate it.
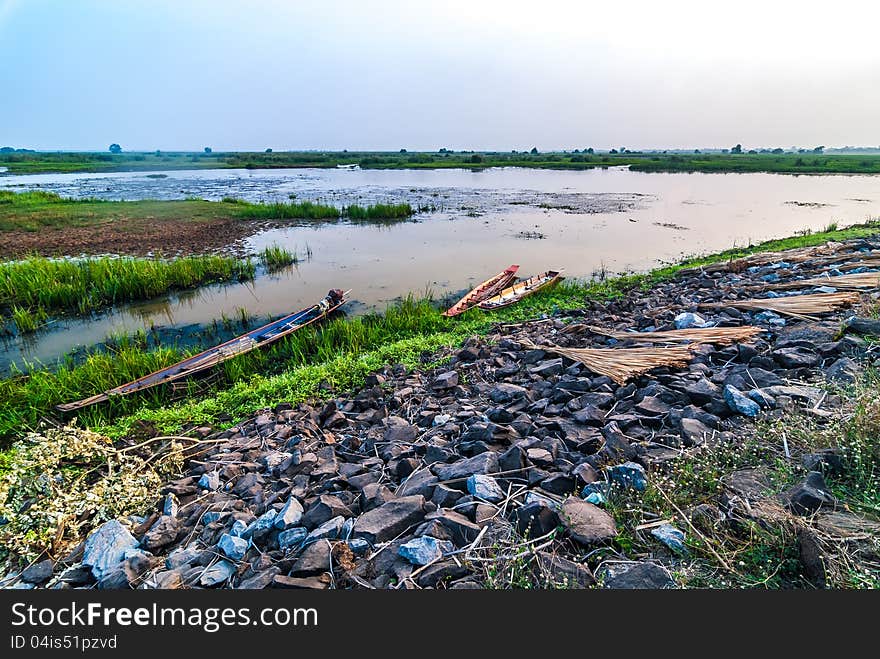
[521,338,696,385]
[699,291,860,321]
[771,272,880,291]
[587,325,764,345]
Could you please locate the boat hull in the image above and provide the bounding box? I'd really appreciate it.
[56,290,347,413]
[442,265,519,317]
[477,270,563,310]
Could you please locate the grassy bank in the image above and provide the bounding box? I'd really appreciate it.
[4,150,880,175]
[0,190,417,235]
[2,219,878,449]
[0,254,255,334]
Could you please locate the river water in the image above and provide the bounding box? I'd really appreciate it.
[1,166,878,371]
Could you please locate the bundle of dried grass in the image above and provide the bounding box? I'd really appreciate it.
[700,291,860,320]
[588,325,764,345]
[772,272,880,291]
[521,338,696,385]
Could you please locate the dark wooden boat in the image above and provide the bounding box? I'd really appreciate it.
[442,265,519,317]
[477,270,563,310]
[56,289,348,413]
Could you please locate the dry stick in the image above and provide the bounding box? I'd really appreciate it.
[653,484,733,572]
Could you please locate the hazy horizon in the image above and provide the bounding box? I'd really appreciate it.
[2,0,878,152]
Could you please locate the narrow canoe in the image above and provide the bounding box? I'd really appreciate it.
[56,289,348,413]
[442,265,519,317]
[477,270,564,310]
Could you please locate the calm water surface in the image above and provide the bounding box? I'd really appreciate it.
[2,167,878,371]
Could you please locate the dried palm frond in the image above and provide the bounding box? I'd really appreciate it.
[588,325,764,345]
[840,258,880,271]
[521,338,696,385]
[771,272,880,291]
[700,291,860,321]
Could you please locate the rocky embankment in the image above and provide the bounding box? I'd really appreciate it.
[8,238,880,589]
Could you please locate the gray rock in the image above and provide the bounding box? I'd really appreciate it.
[166,547,201,570]
[680,417,713,445]
[723,384,760,417]
[383,416,418,443]
[772,346,819,369]
[305,516,345,543]
[274,496,304,529]
[289,541,331,576]
[141,515,179,551]
[199,560,236,587]
[844,316,880,336]
[432,452,499,481]
[352,495,428,544]
[238,567,280,590]
[535,552,595,588]
[783,471,837,515]
[82,520,139,580]
[398,536,455,565]
[683,378,721,405]
[161,494,178,517]
[489,383,530,404]
[560,497,617,545]
[217,533,249,561]
[825,357,859,385]
[599,561,675,589]
[433,371,460,389]
[20,559,54,584]
[466,474,505,503]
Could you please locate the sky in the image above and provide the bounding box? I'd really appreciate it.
[1,0,878,152]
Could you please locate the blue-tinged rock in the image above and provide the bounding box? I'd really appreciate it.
[243,510,277,540]
[217,533,248,561]
[82,520,138,580]
[650,524,688,555]
[747,389,776,409]
[162,494,178,517]
[724,384,760,417]
[813,286,837,294]
[828,268,844,277]
[467,474,505,503]
[198,472,220,490]
[606,462,648,492]
[278,527,308,550]
[274,497,304,529]
[203,511,223,524]
[230,519,249,537]
[305,516,344,544]
[166,547,201,570]
[340,517,355,541]
[525,490,560,508]
[584,491,607,506]
[767,261,791,270]
[674,312,709,329]
[347,538,370,555]
[761,273,780,283]
[753,310,786,326]
[764,291,781,298]
[199,560,236,587]
[398,536,455,566]
[581,481,612,499]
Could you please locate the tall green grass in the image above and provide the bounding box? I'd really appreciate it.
[232,199,415,222]
[0,255,255,325]
[259,244,297,271]
[345,203,413,221]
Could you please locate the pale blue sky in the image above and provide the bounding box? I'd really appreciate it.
[1,0,878,151]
